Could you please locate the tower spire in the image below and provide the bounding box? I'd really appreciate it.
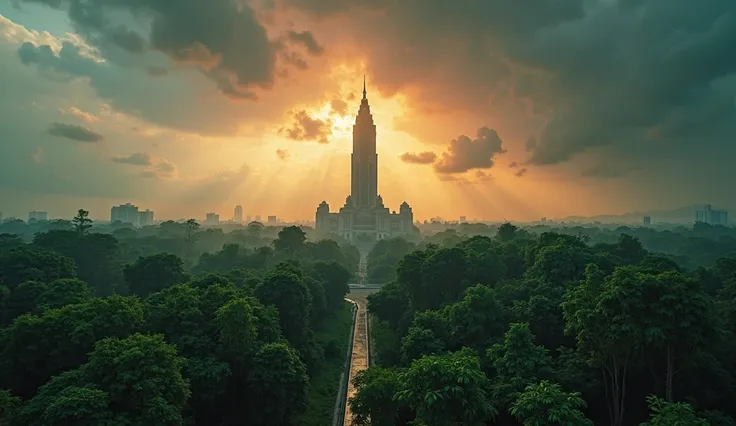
[362,75,367,100]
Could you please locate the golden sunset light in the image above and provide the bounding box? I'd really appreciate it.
[1,2,735,426]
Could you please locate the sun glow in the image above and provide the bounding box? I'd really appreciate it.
[311,102,354,140]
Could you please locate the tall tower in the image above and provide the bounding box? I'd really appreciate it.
[351,76,378,208]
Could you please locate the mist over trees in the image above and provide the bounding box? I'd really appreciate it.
[0,214,356,425]
[2,214,736,425]
[353,222,736,426]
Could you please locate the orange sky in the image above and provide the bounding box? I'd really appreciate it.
[1,0,734,222]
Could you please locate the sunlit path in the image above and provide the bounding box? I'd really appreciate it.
[343,288,376,426]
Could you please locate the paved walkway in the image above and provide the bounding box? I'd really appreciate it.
[343,289,375,426]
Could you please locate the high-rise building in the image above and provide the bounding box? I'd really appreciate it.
[28,211,48,221]
[315,77,415,243]
[459,216,467,223]
[234,205,243,223]
[696,204,728,225]
[111,203,140,226]
[205,213,220,225]
[138,209,154,226]
[267,215,277,224]
[643,216,652,226]
[255,215,262,222]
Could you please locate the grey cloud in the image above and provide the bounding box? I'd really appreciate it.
[112,152,154,166]
[280,0,736,180]
[146,66,168,77]
[286,30,324,55]
[399,151,437,165]
[17,0,290,99]
[106,26,146,53]
[17,41,246,135]
[111,152,177,178]
[276,148,290,160]
[156,159,177,174]
[581,162,639,180]
[279,110,332,143]
[433,127,506,174]
[330,99,348,115]
[515,168,528,177]
[509,161,518,168]
[46,122,104,142]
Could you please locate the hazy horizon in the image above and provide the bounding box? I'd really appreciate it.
[2,0,735,223]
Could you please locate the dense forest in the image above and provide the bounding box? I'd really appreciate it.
[2,212,736,425]
[0,211,357,425]
[353,223,736,425]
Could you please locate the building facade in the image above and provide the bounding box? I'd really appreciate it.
[111,203,140,225]
[205,213,220,225]
[138,209,154,226]
[696,204,728,226]
[315,79,415,244]
[28,211,48,221]
[234,205,243,223]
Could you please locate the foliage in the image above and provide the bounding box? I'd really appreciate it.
[640,395,709,426]
[510,380,592,426]
[4,211,736,426]
[124,252,188,297]
[395,351,497,426]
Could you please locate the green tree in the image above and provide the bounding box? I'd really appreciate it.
[19,333,190,426]
[0,280,46,325]
[35,278,93,311]
[273,226,307,256]
[16,370,113,426]
[303,276,327,327]
[71,209,92,236]
[497,222,518,242]
[216,297,259,361]
[0,247,76,290]
[0,389,21,426]
[310,261,351,312]
[645,271,720,401]
[255,267,312,353]
[246,342,309,426]
[445,284,506,350]
[0,295,145,398]
[487,322,552,407]
[510,380,592,426]
[124,253,188,297]
[32,231,123,296]
[367,280,410,330]
[396,351,497,426]
[562,265,638,426]
[86,333,190,424]
[418,247,469,310]
[640,395,709,426]
[349,367,408,426]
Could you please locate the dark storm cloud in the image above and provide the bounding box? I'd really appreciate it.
[16,0,314,99]
[46,122,104,142]
[278,0,736,175]
[433,127,506,174]
[286,30,324,56]
[16,41,248,135]
[111,152,154,166]
[279,110,332,143]
[399,151,437,165]
[146,66,168,77]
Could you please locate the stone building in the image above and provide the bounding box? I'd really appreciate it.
[315,78,415,244]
